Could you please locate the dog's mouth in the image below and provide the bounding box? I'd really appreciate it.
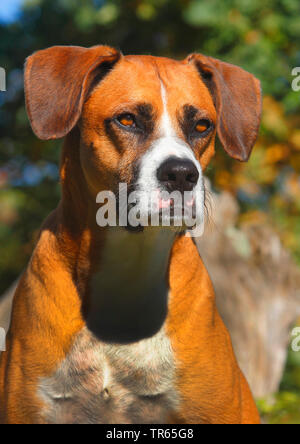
[157,195,197,221]
[95,179,205,238]
[115,188,201,232]
[125,200,198,233]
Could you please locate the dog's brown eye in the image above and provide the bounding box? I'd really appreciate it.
[118,114,136,128]
[195,119,211,134]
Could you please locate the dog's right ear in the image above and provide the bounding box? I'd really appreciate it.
[25,45,121,140]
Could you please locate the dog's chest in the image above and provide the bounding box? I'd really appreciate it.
[38,327,179,424]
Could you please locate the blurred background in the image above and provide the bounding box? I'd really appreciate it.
[0,0,299,423]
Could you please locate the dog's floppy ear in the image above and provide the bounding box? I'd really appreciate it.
[25,45,121,140]
[187,54,262,161]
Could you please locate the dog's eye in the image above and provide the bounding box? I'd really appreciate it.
[194,119,211,135]
[117,114,136,128]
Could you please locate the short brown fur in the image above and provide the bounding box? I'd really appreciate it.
[0,46,261,424]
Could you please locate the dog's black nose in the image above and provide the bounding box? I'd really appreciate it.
[157,157,199,193]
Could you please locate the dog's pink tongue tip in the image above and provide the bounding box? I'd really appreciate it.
[186,197,195,207]
[159,198,171,209]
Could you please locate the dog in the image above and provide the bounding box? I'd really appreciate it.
[0,45,262,424]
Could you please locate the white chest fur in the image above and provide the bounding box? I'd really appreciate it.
[38,326,179,424]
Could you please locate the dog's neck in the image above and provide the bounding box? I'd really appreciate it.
[87,227,177,343]
[57,130,178,344]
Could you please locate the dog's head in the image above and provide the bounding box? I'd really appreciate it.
[25,45,261,232]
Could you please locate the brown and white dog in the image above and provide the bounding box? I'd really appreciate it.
[0,45,262,424]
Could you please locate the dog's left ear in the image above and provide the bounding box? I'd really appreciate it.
[187,54,262,161]
[25,45,121,140]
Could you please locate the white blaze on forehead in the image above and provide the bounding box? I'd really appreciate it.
[160,82,176,139]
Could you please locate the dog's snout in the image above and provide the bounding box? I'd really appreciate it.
[156,157,199,193]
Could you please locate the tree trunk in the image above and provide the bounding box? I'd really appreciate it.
[197,185,300,398]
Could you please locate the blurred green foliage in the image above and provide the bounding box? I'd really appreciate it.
[0,0,299,423]
[258,346,300,424]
